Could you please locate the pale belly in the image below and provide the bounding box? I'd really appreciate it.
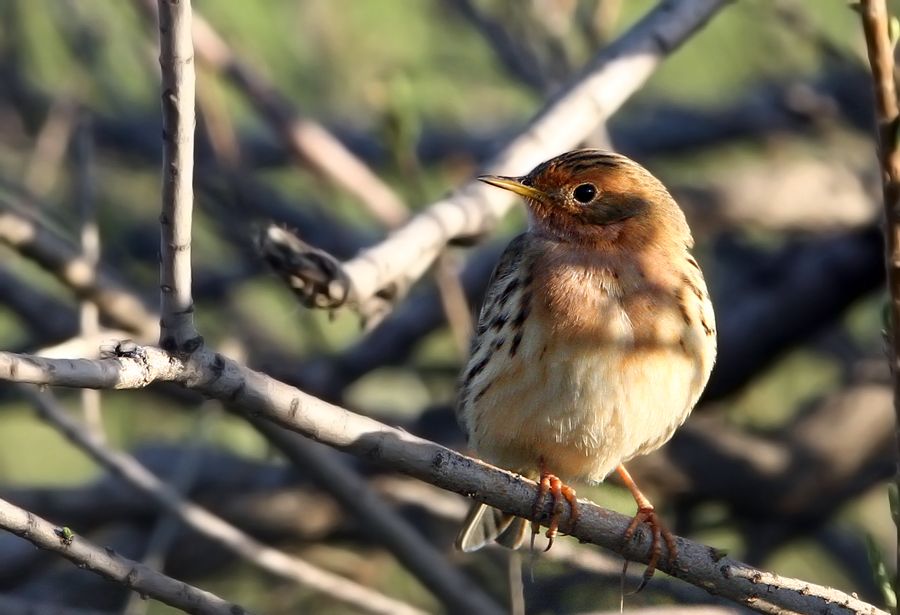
[466,326,703,483]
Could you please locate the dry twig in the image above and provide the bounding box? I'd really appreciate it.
[0,496,250,615]
[73,110,104,440]
[156,0,199,352]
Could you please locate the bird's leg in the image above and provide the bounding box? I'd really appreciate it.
[530,457,578,551]
[616,464,676,587]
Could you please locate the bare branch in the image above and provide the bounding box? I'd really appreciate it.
[0,497,250,615]
[133,0,408,228]
[23,386,427,615]
[443,0,549,91]
[274,0,732,316]
[24,97,78,197]
[0,346,885,615]
[0,196,157,340]
[156,0,199,352]
[73,110,104,440]
[858,0,900,592]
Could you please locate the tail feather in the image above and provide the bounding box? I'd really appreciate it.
[456,503,528,552]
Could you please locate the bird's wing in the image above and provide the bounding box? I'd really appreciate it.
[455,233,529,435]
[473,233,529,338]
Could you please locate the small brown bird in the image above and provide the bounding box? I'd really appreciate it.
[455,149,716,576]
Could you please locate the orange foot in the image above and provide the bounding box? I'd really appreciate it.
[617,464,677,589]
[530,458,578,551]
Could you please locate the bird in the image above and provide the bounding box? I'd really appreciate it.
[454,149,716,579]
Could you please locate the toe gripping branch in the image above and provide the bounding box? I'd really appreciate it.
[531,461,579,551]
[617,464,677,590]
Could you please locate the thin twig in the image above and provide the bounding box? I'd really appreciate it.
[433,251,474,356]
[858,0,900,595]
[0,496,250,615]
[0,346,885,615]
[196,71,241,168]
[24,97,78,197]
[73,109,104,441]
[23,386,426,615]
[156,0,200,353]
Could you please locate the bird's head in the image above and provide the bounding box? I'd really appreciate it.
[478,149,691,251]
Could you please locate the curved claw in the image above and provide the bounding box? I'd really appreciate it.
[617,464,677,591]
[530,462,578,551]
[622,506,677,591]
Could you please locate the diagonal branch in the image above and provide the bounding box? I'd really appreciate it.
[133,0,409,228]
[268,0,733,317]
[22,385,428,615]
[0,496,251,615]
[156,0,200,352]
[0,194,157,340]
[248,418,504,615]
[0,346,885,615]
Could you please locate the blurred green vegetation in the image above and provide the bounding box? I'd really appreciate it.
[0,0,895,613]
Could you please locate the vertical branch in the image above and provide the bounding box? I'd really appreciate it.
[859,0,900,595]
[157,0,200,352]
[73,109,104,440]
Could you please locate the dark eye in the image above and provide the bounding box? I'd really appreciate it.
[572,183,596,203]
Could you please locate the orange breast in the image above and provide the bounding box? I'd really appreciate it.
[459,241,716,483]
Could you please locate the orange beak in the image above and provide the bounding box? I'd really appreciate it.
[477,175,545,201]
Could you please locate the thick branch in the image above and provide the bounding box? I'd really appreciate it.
[0,347,884,615]
[157,0,199,351]
[0,497,249,615]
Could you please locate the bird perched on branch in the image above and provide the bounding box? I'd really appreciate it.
[455,149,716,578]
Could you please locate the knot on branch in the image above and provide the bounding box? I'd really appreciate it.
[258,225,350,309]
